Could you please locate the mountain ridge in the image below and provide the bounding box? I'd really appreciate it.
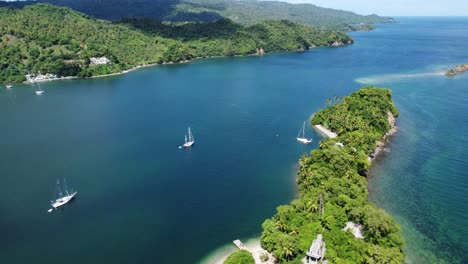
[0,3,353,83]
[0,0,395,30]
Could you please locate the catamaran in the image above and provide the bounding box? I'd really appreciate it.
[51,178,77,209]
[183,127,195,148]
[297,121,312,144]
[35,82,44,95]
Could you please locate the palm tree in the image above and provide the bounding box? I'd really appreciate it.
[281,241,296,261]
[275,220,288,232]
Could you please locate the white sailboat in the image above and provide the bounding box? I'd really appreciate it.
[35,82,44,95]
[50,178,77,210]
[183,127,195,148]
[6,77,13,88]
[297,121,312,144]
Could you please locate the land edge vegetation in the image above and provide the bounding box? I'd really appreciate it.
[28,43,350,85]
[0,3,353,84]
[256,87,405,263]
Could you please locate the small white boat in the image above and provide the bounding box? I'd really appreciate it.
[183,127,195,148]
[297,121,312,144]
[35,82,44,95]
[51,179,77,209]
[6,77,13,88]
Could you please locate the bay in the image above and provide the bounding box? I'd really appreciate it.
[0,17,467,263]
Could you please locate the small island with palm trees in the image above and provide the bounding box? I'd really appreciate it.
[223,86,405,263]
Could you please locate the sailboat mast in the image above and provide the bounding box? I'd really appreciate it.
[56,179,63,198]
[63,178,69,196]
[298,122,305,138]
[302,121,305,138]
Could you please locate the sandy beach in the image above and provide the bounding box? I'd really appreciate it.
[201,238,275,264]
[313,124,337,138]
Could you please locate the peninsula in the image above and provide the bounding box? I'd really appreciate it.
[445,63,468,77]
[259,87,405,263]
[0,4,352,84]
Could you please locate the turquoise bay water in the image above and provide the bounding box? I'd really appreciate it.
[0,17,467,263]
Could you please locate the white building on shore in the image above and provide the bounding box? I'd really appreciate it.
[90,57,110,65]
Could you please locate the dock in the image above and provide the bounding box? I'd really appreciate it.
[233,239,248,250]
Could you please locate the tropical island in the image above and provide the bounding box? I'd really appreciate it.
[0,3,353,83]
[445,63,468,77]
[224,87,405,263]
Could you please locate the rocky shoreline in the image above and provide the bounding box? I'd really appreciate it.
[369,112,397,162]
[445,63,468,77]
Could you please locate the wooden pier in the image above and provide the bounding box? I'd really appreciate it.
[233,239,248,250]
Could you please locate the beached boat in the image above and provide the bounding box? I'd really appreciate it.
[51,178,77,209]
[297,121,312,144]
[183,127,195,148]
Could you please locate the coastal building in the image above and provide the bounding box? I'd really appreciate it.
[306,234,326,264]
[90,57,110,65]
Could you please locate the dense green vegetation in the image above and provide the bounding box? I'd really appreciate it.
[0,4,352,83]
[224,250,255,264]
[0,0,395,30]
[261,87,405,263]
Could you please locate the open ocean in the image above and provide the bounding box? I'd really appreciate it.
[0,17,466,263]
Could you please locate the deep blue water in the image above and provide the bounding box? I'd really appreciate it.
[0,17,467,263]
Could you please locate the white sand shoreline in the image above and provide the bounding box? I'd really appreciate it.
[202,238,275,264]
[313,124,337,139]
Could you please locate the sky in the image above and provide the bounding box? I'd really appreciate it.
[279,0,468,16]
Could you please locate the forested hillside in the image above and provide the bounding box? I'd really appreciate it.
[261,87,405,263]
[0,0,395,30]
[0,4,352,82]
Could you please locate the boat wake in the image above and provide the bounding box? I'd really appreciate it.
[355,71,445,85]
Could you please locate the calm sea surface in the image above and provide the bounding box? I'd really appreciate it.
[0,17,467,263]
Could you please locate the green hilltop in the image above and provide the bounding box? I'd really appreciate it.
[0,3,352,83]
[0,0,395,30]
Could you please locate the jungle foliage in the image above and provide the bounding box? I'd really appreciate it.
[0,4,352,82]
[261,87,405,263]
[224,250,255,264]
[0,0,396,31]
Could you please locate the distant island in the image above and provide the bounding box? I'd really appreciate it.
[446,63,468,77]
[258,87,405,263]
[0,4,353,83]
